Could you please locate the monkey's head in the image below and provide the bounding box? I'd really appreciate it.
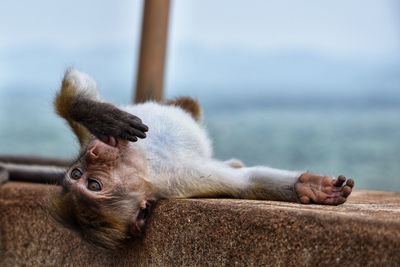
[49,136,155,249]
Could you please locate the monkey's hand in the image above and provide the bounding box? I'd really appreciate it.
[70,98,148,142]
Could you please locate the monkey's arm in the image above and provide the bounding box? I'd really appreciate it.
[54,69,148,145]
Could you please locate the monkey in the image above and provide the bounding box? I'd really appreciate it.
[48,69,355,250]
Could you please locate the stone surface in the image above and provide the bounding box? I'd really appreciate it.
[0,182,399,266]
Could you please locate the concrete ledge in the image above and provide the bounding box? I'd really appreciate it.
[0,182,399,266]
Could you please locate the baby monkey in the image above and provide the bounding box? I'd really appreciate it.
[50,69,354,249]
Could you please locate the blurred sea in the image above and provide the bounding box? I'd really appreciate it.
[0,87,399,192]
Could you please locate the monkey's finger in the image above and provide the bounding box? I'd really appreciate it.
[126,128,146,139]
[125,113,145,126]
[121,133,138,142]
[130,121,149,132]
[128,114,143,124]
[97,134,109,144]
[128,136,138,142]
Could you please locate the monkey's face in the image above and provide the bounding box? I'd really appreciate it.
[65,137,137,194]
[66,138,123,193]
[55,136,153,249]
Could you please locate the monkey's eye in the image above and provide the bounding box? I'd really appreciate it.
[87,179,102,192]
[70,168,83,180]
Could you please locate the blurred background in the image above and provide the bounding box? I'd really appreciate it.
[0,0,399,191]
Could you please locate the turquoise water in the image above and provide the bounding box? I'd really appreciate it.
[0,89,399,191]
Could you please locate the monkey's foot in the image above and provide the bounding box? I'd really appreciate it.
[224,158,245,168]
[294,173,354,205]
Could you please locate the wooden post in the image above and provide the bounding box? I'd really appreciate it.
[134,0,170,103]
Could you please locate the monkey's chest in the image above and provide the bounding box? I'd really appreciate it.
[124,103,213,161]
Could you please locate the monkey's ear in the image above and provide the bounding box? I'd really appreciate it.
[131,200,151,236]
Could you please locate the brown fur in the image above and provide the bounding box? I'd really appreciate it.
[50,74,204,250]
[48,136,153,249]
[50,93,202,250]
[48,185,142,249]
[54,79,90,146]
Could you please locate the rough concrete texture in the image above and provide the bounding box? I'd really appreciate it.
[0,182,399,267]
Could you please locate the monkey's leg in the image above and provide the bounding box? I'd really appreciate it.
[54,69,148,145]
[165,97,202,122]
[241,167,354,204]
[174,161,354,205]
[168,161,302,201]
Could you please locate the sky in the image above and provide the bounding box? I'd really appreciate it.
[170,0,400,58]
[0,0,399,55]
[0,0,399,95]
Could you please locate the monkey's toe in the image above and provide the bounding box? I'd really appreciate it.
[342,185,352,197]
[334,175,346,187]
[346,178,355,188]
[299,196,310,204]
